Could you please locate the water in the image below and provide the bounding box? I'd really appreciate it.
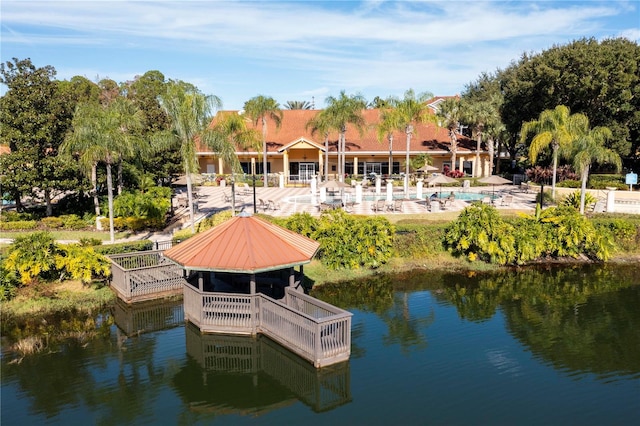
[285,191,492,204]
[2,264,639,425]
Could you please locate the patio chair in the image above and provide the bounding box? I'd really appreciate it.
[222,192,232,203]
[267,199,280,210]
[372,199,386,213]
[344,200,356,213]
[391,199,403,212]
[501,195,513,206]
[481,196,491,205]
[257,199,267,211]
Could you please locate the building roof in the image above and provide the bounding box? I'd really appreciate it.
[163,213,320,273]
[201,107,476,155]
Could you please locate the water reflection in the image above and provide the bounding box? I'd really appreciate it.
[173,324,352,417]
[113,297,184,337]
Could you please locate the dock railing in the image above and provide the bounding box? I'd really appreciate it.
[109,251,186,303]
[183,285,352,368]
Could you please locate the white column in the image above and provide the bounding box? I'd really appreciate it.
[353,157,358,178]
[355,183,363,203]
[386,180,394,202]
[606,188,616,213]
[375,175,382,194]
[416,178,424,200]
[310,175,317,204]
[278,172,284,188]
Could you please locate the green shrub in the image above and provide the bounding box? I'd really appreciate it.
[196,210,233,232]
[0,220,38,231]
[41,216,64,229]
[55,245,111,283]
[589,174,626,190]
[283,212,319,238]
[60,214,88,230]
[313,209,394,269]
[560,191,597,210]
[3,232,59,284]
[556,180,581,188]
[79,237,103,247]
[592,218,640,252]
[0,211,36,222]
[444,204,516,264]
[172,228,194,243]
[94,240,154,255]
[394,223,448,258]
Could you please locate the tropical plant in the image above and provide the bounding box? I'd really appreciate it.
[376,102,403,175]
[520,105,589,200]
[560,191,597,210]
[306,109,335,180]
[462,99,501,177]
[435,97,462,173]
[570,126,621,214]
[55,244,111,284]
[63,98,145,242]
[386,89,435,194]
[157,82,232,232]
[3,232,59,284]
[322,91,367,181]
[284,100,313,110]
[243,95,283,187]
[444,204,516,265]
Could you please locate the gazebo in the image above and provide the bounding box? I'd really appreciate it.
[163,212,352,368]
[163,212,320,298]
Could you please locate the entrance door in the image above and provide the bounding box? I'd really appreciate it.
[365,162,382,177]
[299,163,316,182]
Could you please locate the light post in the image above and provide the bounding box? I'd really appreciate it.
[252,172,257,214]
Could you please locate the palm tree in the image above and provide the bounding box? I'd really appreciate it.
[376,104,402,175]
[388,89,434,195]
[435,97,462,175]
[243,96,282,188]
[284,100,313,110]
[63,98,145,242]
[158,82,231,232]
[323,91,367,181]
[306,109,334,181]
[520,105,587,200]
[462,99,499,177]
[571,126,621,214]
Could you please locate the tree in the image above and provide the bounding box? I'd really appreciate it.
[376,104,403,176]
[323,91,367,181]
[243,95,282,187]
[0,58,81,215]
[520,105,587,199]
[158,82,238,232]
[210,111,261,178]
[284,100,313,110]
[63,98,145,242]
[435,97,462,175]
[386,89,435,194]
[306,109,335,181]
[571,126,621,214]
[500,38,640,159]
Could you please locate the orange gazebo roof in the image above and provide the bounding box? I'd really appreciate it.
[164,213,320,273]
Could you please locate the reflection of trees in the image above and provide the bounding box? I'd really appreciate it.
[436,264,640,378]
[311,273,438,354]
[1,302,183,424]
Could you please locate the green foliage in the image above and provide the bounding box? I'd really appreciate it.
[172,228,194,243]
[556,180,581,188]
[560,191,597,210]
[54,245,111,283]
[3,232,59,284]
[0,262,20,301]
[79,237,103,247]
[588,174,627,190]
[40,217,64,229]
[312,209,395,270]
[592,218,640,252]
[112,186,171,220]
[0,220,38,231]
[93,240,154,255]
[196,210,233,232]
[444,204,516,264]
[0,211,37,222]
[283,212,319,238]
[394,223,448,258]
[59,214,88,230]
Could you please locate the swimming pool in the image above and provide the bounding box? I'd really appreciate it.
[284,191,494,204]
[430,191,496,201]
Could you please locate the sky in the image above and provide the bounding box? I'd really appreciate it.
[1,0,639,110]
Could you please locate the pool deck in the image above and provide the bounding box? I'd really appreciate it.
[191,184,539,219]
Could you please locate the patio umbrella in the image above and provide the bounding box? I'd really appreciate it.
[426,174,458,198]
[478,175,512,198]
[417,164,439,173]
[320,179,350,202]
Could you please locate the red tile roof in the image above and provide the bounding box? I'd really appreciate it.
[202,108,474,154]
[163,214,320,273]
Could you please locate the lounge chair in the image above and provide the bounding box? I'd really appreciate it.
[501,195,513,206]
[267,199,280,210]
[390,199,403,212]
[372,199,386,212]
[481,196,491,205]
[222,192,232,203]
[257,199,267,211]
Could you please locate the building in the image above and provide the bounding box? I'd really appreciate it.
[198,100,491,183]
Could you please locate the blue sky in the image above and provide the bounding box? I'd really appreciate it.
[1,0,639,110]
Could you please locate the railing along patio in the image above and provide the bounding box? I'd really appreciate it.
[183,284,352,368]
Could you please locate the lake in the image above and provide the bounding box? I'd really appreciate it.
[2,264,639,425]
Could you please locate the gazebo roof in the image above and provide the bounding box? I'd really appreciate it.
[163,213,320,274]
